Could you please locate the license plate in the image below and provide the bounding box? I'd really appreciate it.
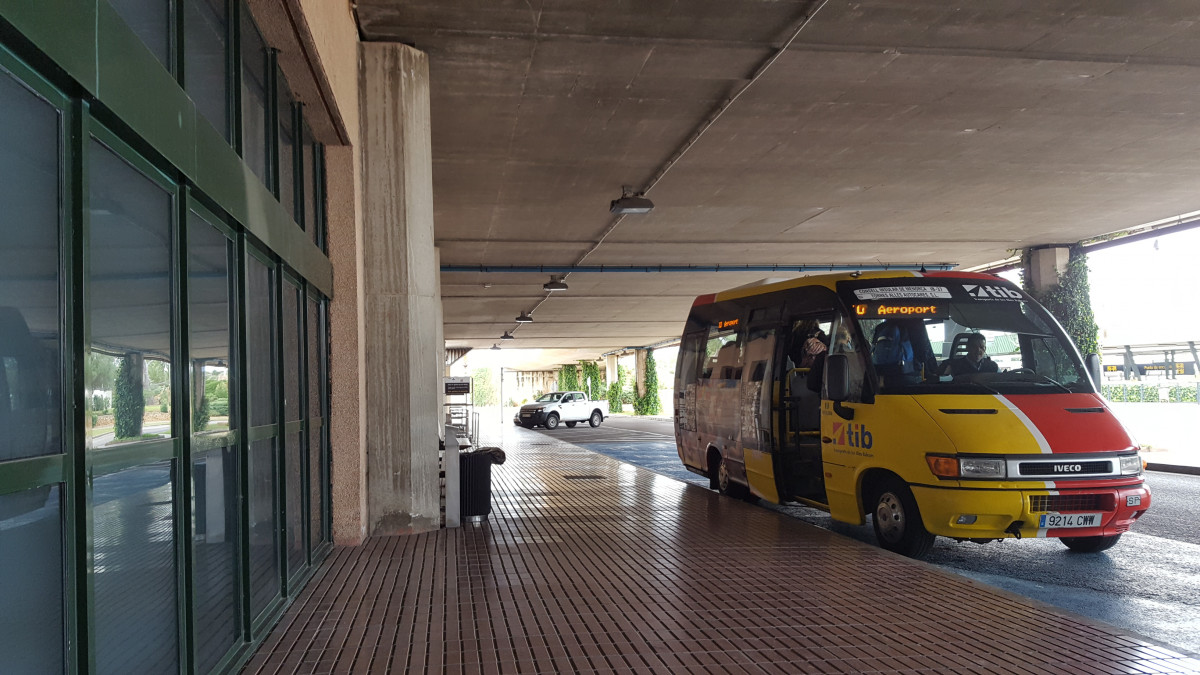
[1039,512,1102,529]
[520,412,532,417]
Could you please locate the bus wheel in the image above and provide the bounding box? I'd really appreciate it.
[717,457,749,499]
[1061,534,1122,553]
[871,479,936,559]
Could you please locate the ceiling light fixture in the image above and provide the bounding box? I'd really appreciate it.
[543,275,568,292]
[501,330,515,340]
[610,185,654,215]
[515,311,533,323]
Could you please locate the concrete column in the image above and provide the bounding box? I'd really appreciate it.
[606,354,618,389]
[635,349,648,398]
[1026,246,1070,293]
[327,141,367,546]
[359,43,441,535]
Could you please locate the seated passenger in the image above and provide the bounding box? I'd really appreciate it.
[942,333,998,376]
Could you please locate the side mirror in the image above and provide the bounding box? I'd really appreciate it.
[825,354,850,402]
[1085,353,1102,389]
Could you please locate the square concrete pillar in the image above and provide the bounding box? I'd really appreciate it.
[359,42,442,535]
[1026,246,1070,293]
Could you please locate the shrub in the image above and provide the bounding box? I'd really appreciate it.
[113,356,144,439]
[211,398,230,416]
[579,361,604,401]
[634,350,661,416]
[607,382,623,413]
[193,396,211,431]
[557,364,579,391]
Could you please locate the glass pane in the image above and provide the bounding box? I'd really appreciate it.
[87,142,174,448]
[306,297,323,549]
[277,74,296,222]
[93,461,179,673]
[248,437,278,615]
[283,282,300,422]
[302,123,315,237]
[285,430,303,574]
[185,0,230,140]
[245,253,278,615]
[188,211,239,670]
[192,444,238,672]
[246,254,274,428]
[240,8,269,188]
[109,0,172,69]
[0,485,64,673]
[0,69,62,462]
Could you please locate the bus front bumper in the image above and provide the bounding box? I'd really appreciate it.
[911,483,1151,540]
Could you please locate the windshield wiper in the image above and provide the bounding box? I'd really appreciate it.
[1032,374,1073,393]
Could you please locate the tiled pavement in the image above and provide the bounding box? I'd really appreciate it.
[244,426,1200,674]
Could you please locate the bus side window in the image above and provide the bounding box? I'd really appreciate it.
[701,327,740,381]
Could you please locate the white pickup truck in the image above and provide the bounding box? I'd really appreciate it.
[514,391,607,429]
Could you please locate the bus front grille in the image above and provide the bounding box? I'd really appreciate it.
[1030,494,1114,513]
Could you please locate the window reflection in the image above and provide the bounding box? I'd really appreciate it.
[185,0,230,140]
[240,8,270,187]
[87,142,174,447]
[0,485,64,673]
[0,70,61,462]
[278,73,296,222]
[246,254,279,614]
[93,461,179,673]
[188,209,240,671]
[108,0,173,70]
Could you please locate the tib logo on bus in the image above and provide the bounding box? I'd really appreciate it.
[963,284,1022,300]
[831,422,873,449]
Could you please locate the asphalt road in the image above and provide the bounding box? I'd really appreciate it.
[534,414,1200,658]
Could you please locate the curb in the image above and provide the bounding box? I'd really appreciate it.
[1145,462,1200,476]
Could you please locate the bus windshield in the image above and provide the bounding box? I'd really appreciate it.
[840,279,1093,395]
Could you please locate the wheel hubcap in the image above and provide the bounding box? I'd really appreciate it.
[876,492,905,543]
[718,461,730,492]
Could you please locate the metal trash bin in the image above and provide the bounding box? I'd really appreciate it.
[459,447,506,520]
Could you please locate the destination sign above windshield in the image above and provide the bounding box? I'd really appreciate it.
[853,301,950,320]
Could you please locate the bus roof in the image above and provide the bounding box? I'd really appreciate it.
[693,270,1004,306]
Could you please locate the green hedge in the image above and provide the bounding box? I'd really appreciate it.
[1102,383,1199,403]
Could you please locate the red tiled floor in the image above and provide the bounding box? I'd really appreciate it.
[245,429,1200,674]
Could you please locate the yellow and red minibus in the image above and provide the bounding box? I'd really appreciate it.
[674,271,1150,558]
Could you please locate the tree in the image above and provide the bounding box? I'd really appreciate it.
[557,364,579,391]
[579,360,604,400]
[471,367,497,406]
[113,355,144,439]
[146,359,171,405]
[634,350,661,415]
[1022,244,1100,357]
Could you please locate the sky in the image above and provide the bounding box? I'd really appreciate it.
[1084,227,1200,347]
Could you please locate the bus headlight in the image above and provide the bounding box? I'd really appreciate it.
[960,457,1006,479]
[1119,454,1143,476]
[926,455,1006,479]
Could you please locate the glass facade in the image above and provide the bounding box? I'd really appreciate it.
[0,1,333,672]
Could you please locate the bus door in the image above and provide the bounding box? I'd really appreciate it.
[776,312,833,502]
[740,317,781,501]
[820,312,877,520]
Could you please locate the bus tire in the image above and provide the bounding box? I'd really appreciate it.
[544,413,560,430]
[716,456,749,499]
[871,478,936,559]
[1061,534,1122,553]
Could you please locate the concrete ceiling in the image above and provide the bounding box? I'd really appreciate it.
[356,0,1200,370]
